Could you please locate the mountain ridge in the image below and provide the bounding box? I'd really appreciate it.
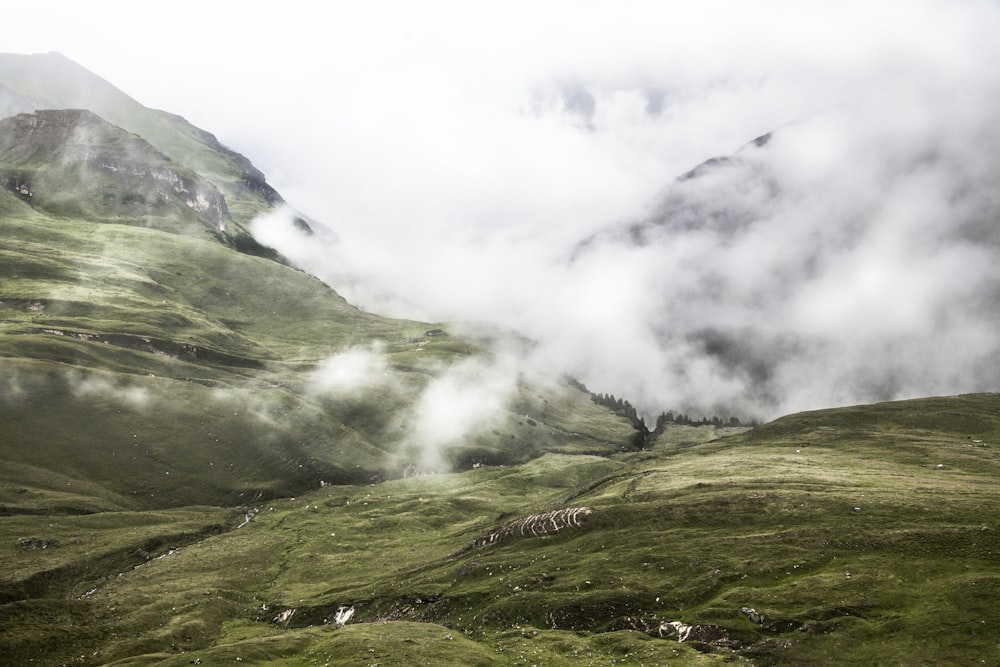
[0,109,231,232]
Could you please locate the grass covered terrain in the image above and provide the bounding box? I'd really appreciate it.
[5,396,1000,665]
[0,206,636,505]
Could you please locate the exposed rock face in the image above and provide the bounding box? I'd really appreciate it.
[741,606,765,624]
[471,507,595,548]
[156,110,284,207]
[616,616,739,648]
[0,109,230,231]
[0,53,292,226]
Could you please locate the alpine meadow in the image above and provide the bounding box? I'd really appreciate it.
[3,17,1000,667]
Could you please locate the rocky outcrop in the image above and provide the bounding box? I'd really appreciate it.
[33,327,263,369]
[741,606,765,624]
[470,507,595,549]
[0,109,230,231]
[615,615,741,647]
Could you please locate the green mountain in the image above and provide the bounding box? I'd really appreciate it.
[0,51,281,226]
[2,53,1000,666]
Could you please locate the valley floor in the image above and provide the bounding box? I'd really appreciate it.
[4,397,1000,665]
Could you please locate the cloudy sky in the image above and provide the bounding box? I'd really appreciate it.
[9,0,1000,420]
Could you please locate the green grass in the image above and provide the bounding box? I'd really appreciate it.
[6,395,998,664]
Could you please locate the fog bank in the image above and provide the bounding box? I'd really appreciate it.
[12,0,1000,419]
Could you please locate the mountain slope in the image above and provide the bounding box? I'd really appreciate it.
[0,54,643,663]
[0,51,281,225]
[0,109,231,236]
[0,181,637,514]
[0,58,640,513]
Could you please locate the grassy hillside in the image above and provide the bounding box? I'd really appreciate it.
[0,91,644,665]
[0,200,637,506]
[4,394,1000,665]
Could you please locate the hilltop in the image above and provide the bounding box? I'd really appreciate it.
[0,51,282,224]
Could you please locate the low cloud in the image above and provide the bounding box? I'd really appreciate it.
[15,1,1000,420]
[566,86,1000,418]
[308,343,389,396]
[306,342,523,471]
[254,17,1000,421]
[0,363,35,405]
[70,371,150,407]
[406,355,519,471]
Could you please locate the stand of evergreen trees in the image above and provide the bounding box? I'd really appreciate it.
[652,411,755,429]
[568,378,758,450]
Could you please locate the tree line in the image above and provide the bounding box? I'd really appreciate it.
[590,392,756,430]
[583,389,760,451]
[567,378,759,450]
